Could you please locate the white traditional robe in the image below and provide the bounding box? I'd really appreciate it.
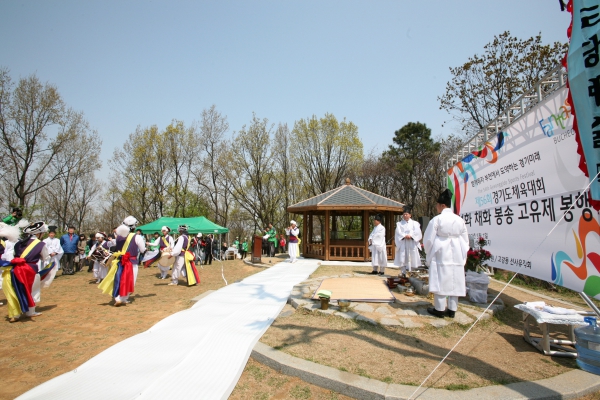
[393,219,422,272]
[368,223,387,268]
[170,235,187,284]
[158,235,175,278]
[43,237,64,271]
[286,227,300,263]
[423,208,469,297]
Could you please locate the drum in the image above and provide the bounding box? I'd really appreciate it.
[158,251,175,267]
[90,247,112,265]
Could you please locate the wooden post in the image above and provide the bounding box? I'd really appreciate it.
[325,210,330,261]
[303,211,307,256]
[363,210,369,261]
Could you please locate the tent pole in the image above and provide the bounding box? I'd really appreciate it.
[579,292,600,317]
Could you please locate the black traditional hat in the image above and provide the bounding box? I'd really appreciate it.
[48,225,58,233]
[374,213,383,222]
[402,207,412,215]
[437,189,452,208]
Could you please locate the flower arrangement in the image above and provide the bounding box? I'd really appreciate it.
[465,237,492,273]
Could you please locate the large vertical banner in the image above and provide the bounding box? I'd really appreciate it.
[567,0,600,209]
[447,87,600,299]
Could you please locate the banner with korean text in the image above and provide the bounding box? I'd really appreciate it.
[447,87,600,299]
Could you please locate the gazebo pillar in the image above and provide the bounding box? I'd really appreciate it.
[303,211,307,255]
[325,210,330,261]
[363,209,369,261]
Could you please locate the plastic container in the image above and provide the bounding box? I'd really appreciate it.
[575,317,600,375]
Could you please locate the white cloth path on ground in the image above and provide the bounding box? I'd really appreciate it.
[17,259,319,400]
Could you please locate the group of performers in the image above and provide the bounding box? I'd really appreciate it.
[368,189,469,319]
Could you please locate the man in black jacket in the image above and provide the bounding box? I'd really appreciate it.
[204,234,213,265]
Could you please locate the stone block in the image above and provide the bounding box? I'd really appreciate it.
[354,304,375,313]
[334,311,358,319]
[380,318,402,326]
[398,318,423,328]
[356,315,377,325]
[375,306,391,315]
[428,319,451,328]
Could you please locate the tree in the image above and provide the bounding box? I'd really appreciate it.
[291,113,363,197]
[228,113,282,229]
[439,32,568,136]
[192,105,229,226]
[0,67,88,210]
[383,122,440,213]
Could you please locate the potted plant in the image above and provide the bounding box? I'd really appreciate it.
[465,237,492,303]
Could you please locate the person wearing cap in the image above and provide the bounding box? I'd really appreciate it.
[98,216,146,306]
[424,189,469,319]
[285,221,300,263]
[394,207,422,276]
[168,225,199,286]
[368,214,387,275]
[87,232,110,283]
[43,228,64,273]
[2,221,52,322]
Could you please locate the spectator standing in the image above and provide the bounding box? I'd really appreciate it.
[204,234,213,265]
[279,234,286,254]
[59,226,79,275]
[2,207,23,226]
[241,237,248,260]
[76,234,87,272]
[43,228,64,271]
[266,223,277,257]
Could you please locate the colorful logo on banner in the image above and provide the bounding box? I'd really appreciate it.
[551,212,600,297]
[446,132,508,214]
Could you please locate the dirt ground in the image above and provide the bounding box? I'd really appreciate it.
[260,265,600,396]
[1,259,599,400]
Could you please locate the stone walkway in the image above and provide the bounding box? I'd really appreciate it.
[288,273,504,328]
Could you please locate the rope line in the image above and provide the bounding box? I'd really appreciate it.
[409,174,599,399]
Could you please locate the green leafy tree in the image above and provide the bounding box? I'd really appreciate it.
[439,32,568,136]
[384,122,440,214]
[291,113,363,197]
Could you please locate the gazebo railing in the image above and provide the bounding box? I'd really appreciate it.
[306,243,325,257]
[329,245,366,260]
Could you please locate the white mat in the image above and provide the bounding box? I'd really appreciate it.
[18,259,319,400]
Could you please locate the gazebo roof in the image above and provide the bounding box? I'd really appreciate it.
[287,179,405,212]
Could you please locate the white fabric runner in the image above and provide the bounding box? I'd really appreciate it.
[18,259,319,400]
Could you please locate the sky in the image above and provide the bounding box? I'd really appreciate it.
[0,1,571,180]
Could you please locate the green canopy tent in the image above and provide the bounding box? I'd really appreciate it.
[137,216,228,235]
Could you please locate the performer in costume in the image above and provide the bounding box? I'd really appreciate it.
[1,221,54,322]
[141,232,161,268]
[168,225,199,286]
[424,189,469,319]
[87,232,110,283]
[393,207,422,275]
[98,216,146,306]
[43,227,64,272]
[368,214,387,275]
[286,220,300,263]
[154,226,174,279]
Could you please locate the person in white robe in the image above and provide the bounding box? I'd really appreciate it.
[285,220,300,263]
[393,208,422,275]
[87,232,109,283]
[423,189,469,319]
[368,214,387,275]
[43,229,63,273]
[168,225,188,286]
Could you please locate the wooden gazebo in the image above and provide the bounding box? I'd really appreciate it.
[287,179,405,262]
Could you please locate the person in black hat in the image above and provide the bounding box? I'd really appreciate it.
[423,189,469,319]
[368,214,387,275]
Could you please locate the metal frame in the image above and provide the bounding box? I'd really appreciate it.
[445,64,567,172]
